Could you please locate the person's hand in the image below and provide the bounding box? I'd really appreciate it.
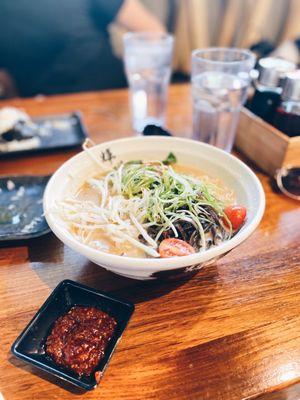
[117,0,166,33]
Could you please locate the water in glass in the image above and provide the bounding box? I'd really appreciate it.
[124,42,172,132]
[192,71,249,152]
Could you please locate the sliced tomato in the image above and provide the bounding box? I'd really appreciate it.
[223,205,247,230]
[159,238,195,258]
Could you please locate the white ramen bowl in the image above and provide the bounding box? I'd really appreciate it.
[44,136,265,280]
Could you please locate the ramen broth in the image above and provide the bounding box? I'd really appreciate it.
[72,164,236,258]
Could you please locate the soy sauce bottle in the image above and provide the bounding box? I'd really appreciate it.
[273,70,300,137]
[250,57,295,122]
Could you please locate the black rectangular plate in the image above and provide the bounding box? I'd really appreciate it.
[11,280,135,391]
[0,175,50,241]
[0,112,87,157]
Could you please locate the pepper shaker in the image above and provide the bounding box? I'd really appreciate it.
[249,57,295,122]
[273,70,300,137]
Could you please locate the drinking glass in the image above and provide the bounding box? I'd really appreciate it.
[191,48,256,152]
[123,32,174,133]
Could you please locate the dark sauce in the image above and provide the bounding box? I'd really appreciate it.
[281,167,300,196]
[273,107,300,137]
[45,306,117,376]
[249,89,281,123]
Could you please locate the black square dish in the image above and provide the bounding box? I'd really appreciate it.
[11,280,134,391]
[0,175,50,241]
[0,112,87,157]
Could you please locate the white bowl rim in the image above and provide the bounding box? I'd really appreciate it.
[44,136,265,271]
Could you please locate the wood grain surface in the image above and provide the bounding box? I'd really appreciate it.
[236,108,300,176]
[0,85,299,400]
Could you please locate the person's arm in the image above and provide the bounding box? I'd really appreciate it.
[93,0,166,32]
[116,0,166,33]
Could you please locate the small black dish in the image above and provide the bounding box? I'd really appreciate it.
[142,124,172,136]
[0,175,50,241]
[11,280,134,391]
[0,112,87,157]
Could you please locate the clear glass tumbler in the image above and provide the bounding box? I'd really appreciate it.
[123,32,174,133]
[191,48,256,152]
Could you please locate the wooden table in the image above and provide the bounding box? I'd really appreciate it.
[0,85,299,400]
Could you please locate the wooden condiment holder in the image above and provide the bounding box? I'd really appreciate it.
[236,107,300,176]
